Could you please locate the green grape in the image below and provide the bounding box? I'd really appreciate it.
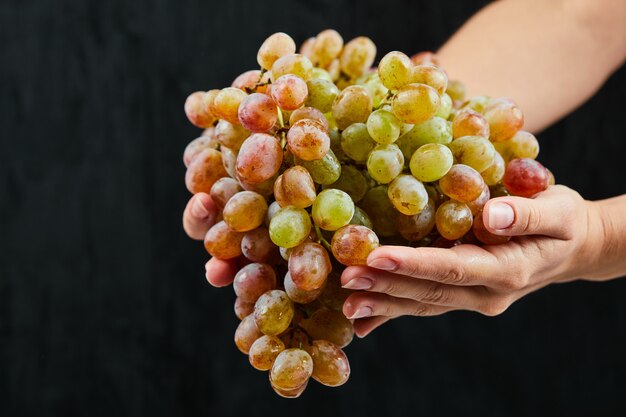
[341,123,377,162]
[409,143,453,182]
[360,73,389,108]
[309,340,350,387]
[339,36,377,79]
[271,74,309,111]
[446,79,466,102]
[241,227,280,264]
[310,67,333,82]
[435,200,473,240]
[396,199,436,241]
[254,290,295,336]
[359,186,399,237]
[387,174,429,215]
[257,32,296,70]
[331,85,373,130]
[270,53,314,82]
[288,242,332,291]
[391,83,440,124]
[209,177,243,209]
[311,29,344,67]
[249,335,286,371]
[295,149,341,185]
[185,148,228,194]
[366,109,402,144]
[377,51,413,90]
[449,135,496,173]
[284,271,323,304]
[323,165,368,202]
[234,314,263,354]
[411,64,448,95]
[498,130,539,161]
[461,95,491,113]
[233,263,277,303]
[204,221,244,260]
[331,225,380,266]
[328,128,347,161]
[452,109,490,139]
[234,297,255,320]
[215,120,250,151]
[287,119,331,161]
[222,191,268,232]
[397,116,452,161]
[269,206,312,248]
[349,206,374,229]
[305,78,339,113]
[270,348,313,390]
[435,93,453,119]
[484,98,524,142]
[366,144,404,184]
[299,308,354,348]
[312,189,355,231]
[274,166,317,208]
[481,151,506,186]
[439,164,485,202]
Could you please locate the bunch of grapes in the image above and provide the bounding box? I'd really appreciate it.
[182,30,553,397]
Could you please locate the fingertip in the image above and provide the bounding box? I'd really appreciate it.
[191,193,216,220]
[204,257,238,287]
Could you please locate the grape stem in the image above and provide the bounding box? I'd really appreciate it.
[314,225,332,251]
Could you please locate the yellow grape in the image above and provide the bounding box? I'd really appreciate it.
[184,91,216,128]
[411,64,448,94]
[213,87,248,124]
[274,166,316,208]
[257,32,296,70]
[331,225,379,266]
[222,191,268,232]
[234,314,263,354]
[332,85,373,130]
[249,335,286,371]
[204,220,244,260]
[311,29,344,67]
[391,83,440,124]
[340,36,377,79]
[435,200,473,240]
[387,174,429,215]
[377,51,413,90]
[439,164,485,202]
[448,135,496,173]
[270,53,314,82]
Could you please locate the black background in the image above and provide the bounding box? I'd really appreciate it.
[2,0,626,416]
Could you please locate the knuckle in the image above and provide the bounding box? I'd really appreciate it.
[418,284,451,305]
[377,279,399,297]
[410,303,431,317]
[497,264,528,291]
[480,297,512,317]
[439,264,466,285]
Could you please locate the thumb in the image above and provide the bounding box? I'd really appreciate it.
[482,185,577,239]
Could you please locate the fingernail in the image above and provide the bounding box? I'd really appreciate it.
[192,197,209,219]
[342,278,373,290]
[348,306,373,319]
[488,202,514,230]
[368,258,397,271]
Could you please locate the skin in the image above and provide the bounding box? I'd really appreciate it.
[184,0,626,337]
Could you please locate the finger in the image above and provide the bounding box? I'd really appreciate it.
[205,257,239,287]
[353,316,390,338]
[341,265,489,311]
[482,185,579,239]
[183,193,219,240]
[366,245,501,287]
[343,292,453,319]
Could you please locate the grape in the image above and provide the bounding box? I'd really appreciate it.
[311,29,344,67]
[213,87,248,125]
[269,206,312,248]
[387,174,429,216]
[472,211,511,245]
[392,83,440,124]
[397,116,452,161]
[289,106,329,132]
[249,335,286,371]
[409,143,453,182]
[452,109,490,139]
[378,51,413,90]
[238,174,277,198]
[215,119,250,151]
[435,200,473,240]
[183,135,219,167]
[323,165,368,202]
[310,67,333,82]
[331,225,379,266]
[271,53,314,82]
[425,184,448,206]
[288,242,332,291]
[295,149,341,185]
[305,79,339,113]
[232,69,262,91]
[220,146,238,178]
[235,314,264,354]
[284,271,324,304]
[234,297,255,320]
[359,72,389,108]
[435,93,453,119]
[366,109,403,144]
[236,133,283,184]
[270,379,309,399]
[184,91,216,128]
[326,58,341,81]
[439,164,485,202]
[185,148,228,194]
[203,221,244,259]
[300,308,354,348]
[222,191,268,232]
[547,168,556,186]
[481,151,506,186]
[410,51,441,66]
[340,36,377,79]
[366,144,404,184]
[359,186,399,237]
[446,80,466,102]
[233,263,277,303]
[210,177,243,209]
[257,32,296,70]
[287,119,330,161]
[490,183,511,198]
[270,348,313,390]
[466,184,490,215]
[349,206,374,229]
[397,199,436,241]
[241,227,280,263]
[332,85,373,130]
[496,130,539,161]
[461,95,491,113]
[270,74,308,111]
[265,201,281,227]
[274,166,317,208]
[254,290,295,336]
[299,36,315,59]
[449,135,496,173]
[309,340,350,387]
[312,189,355,231]
[503,158,549,197]
[237,93,278,132]
[341,123,377,162]
[411,64,448,94]
[484,98,524,142]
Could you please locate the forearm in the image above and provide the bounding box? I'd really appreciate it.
[437,0,626,132]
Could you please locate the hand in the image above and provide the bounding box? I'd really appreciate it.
[341,185,605,338]
[182,192,239,287]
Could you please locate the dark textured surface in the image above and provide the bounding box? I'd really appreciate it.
[1,0,626,416]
